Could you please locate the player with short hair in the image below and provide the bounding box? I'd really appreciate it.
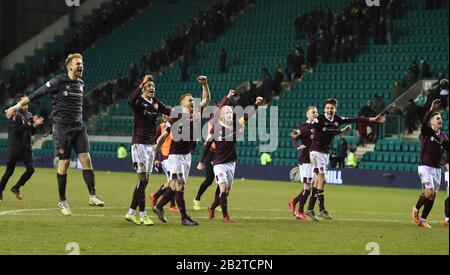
[411,99,449,228]
[0,94,44,202]
[125,75,172,226]
[5,53,105,216]
[289,106,351,221]
[303,98,385,221]
[150,114,178,213]
[153,76,211,226]
[197,90,264,222]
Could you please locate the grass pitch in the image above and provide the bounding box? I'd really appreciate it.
[0,166,448,255]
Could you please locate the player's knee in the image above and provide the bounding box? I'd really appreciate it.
[58,159,70,170]
[163,181,170,189]
[176,183,185,192]
[138,173,146,181]
[424,188,433,199]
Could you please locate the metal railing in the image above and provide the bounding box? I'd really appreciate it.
[379,115,404,139]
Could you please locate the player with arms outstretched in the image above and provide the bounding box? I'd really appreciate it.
[289,106,351,221]
[153,76,211,226]
[125,75,173,226]
[197,90,263,222]
[302,98,385,221]
[411,99,449,228]
[5,53,104,216]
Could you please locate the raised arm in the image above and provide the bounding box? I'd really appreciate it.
[339,115,384,124]
[421,99,441,135]
[129,75,152,108]
[238,97,264,127]
[5,78,57,119]
[198,76,211,110]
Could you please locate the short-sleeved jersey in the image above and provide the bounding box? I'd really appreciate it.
[129,87,171,145]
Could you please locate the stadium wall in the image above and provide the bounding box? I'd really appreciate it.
[0,154,446,191]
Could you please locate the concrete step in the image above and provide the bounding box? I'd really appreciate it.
[355,143,375,160]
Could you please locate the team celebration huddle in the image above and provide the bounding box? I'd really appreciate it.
[3,53,449,229]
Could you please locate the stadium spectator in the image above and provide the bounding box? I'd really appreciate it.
[391,81,403,100]
[219,49,228,73]
[178,56,190,82]
[346,149,358,168]
[376,17,387,44]
[0,81,6,105]
[421,60,432,78]
[285,51,295,81]
[426,0,444,9]
[405,99,419,134]
[117,144,128,159]
[386,18,394,46]
[359,101,376,146]
[128,63,139,89]
[403,69,416,87]
[374,94,385,114]
[273,65,284,97]
[329,149,338,168]
[261,69,273,103]
[294,13,304,40]
[415,90,428,122]
[411,61,421,79]
[260,153,272,166]
[306,39,318,70]
[438,78,449,110]
[424,81,442,110]
[336,138,348,168]
[293,49,305,79]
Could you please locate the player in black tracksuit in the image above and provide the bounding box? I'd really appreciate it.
[5,53,104,216]
[0,95,44,202]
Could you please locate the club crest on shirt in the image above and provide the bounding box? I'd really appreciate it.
[153,103,159,110]
[63,91,69,96]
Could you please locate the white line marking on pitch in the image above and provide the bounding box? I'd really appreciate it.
[0,208,442,224]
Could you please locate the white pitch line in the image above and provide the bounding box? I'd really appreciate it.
[0,207,408,216]
[0,210,442,224]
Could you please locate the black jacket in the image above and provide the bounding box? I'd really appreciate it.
[6,109,36,162]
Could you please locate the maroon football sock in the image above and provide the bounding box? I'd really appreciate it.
[175,191,188,220]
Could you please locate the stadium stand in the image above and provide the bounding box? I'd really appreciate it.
[1,0,448,170]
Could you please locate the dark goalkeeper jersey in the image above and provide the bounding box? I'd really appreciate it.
[28,74,85,124]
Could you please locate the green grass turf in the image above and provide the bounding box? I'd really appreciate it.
[0,166,448,255]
